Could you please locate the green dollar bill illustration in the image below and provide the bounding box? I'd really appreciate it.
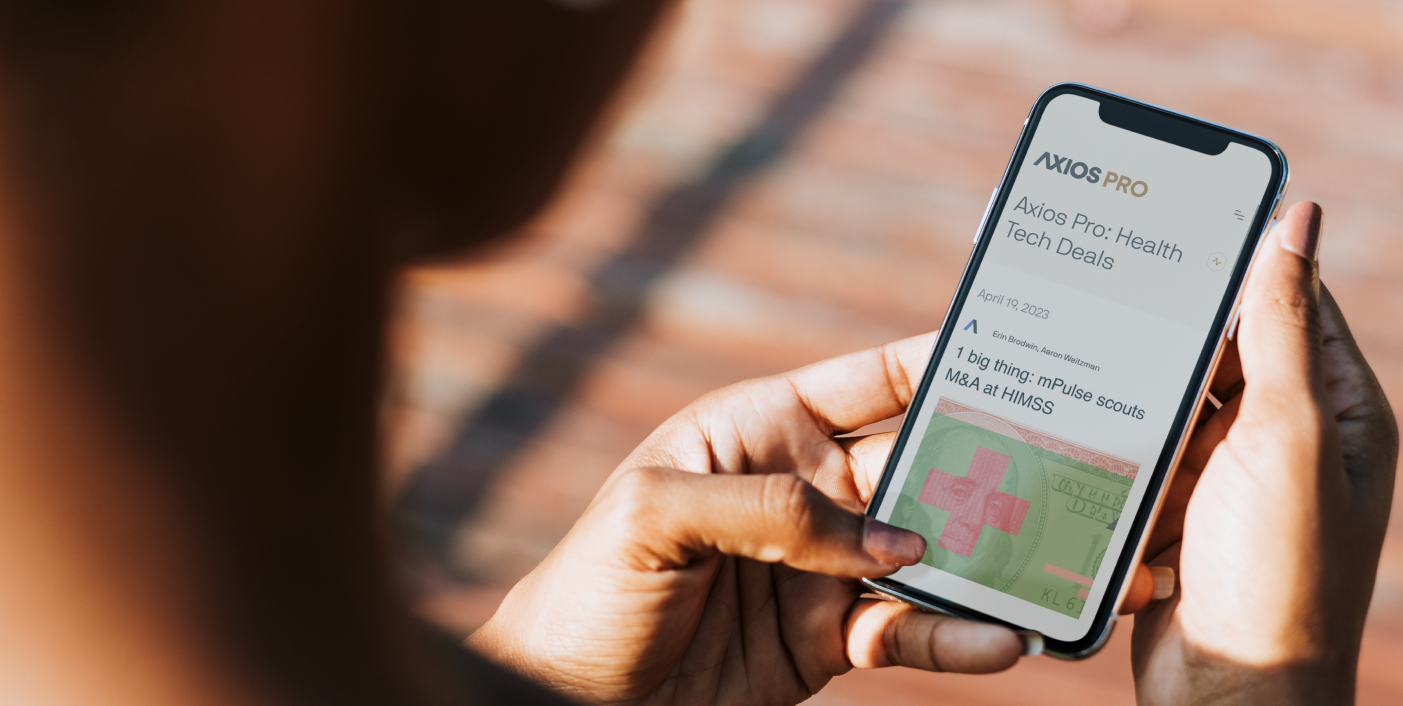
[888,398,1137,619]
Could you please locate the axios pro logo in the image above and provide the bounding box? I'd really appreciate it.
[1032,152,1149,198]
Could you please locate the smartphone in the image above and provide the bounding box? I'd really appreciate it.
[862,84,1288,658]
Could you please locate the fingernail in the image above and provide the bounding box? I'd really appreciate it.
[863,518,926,566]
[1277,209,1322,263]
[1018,631,1044,657]
[1150,566,1176,600]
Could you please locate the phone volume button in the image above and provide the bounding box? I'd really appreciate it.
[974,186,1000,245]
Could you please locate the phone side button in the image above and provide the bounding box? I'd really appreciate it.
[973,186,1000,245]
[1227,307,1242,341]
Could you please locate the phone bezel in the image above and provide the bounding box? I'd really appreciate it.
[861,83,1288,659]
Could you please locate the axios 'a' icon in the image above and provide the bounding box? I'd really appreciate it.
[964,319,978,334]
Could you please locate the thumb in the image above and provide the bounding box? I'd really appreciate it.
[1237,201,1326,421]
[592,467,926,577]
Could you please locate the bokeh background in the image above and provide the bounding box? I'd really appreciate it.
[385,1,1403,703]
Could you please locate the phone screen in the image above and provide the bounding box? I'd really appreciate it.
[868,87,1283,645]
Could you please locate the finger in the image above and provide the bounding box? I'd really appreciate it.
[781,332,937,435]
[1120,562,1179,615]
[1235,201,1327,443]
[1120,563,1155,614]
[1130,544,1183,657]
[845,598,1024,673]
[1319,285,1398,508]
[839,432,898,503]
[596,467,926,578]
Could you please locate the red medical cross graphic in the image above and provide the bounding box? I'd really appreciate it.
[918,446,1030,558]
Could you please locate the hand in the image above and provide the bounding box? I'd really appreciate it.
[466,334,1034,705]
[1130,202,1398,704]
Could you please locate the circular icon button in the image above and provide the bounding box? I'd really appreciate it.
[1206,252,1227,272]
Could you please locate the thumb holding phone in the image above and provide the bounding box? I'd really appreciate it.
[1132,201,1398,705]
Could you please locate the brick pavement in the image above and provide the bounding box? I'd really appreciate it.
[386,1,1403,703]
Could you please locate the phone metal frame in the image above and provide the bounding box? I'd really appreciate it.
[861,83,1289,659]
